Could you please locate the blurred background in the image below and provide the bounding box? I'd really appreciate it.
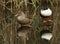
[0,0,60,44]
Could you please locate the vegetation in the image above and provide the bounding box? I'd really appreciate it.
[0,0,60,44]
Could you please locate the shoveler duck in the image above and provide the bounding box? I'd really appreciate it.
[15,11,30,24]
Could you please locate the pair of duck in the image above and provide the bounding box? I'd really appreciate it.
[15,7,52,26]
[15,7,53,41]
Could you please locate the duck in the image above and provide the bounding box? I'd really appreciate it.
[40,7,52,17]
[15,11,30,24]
